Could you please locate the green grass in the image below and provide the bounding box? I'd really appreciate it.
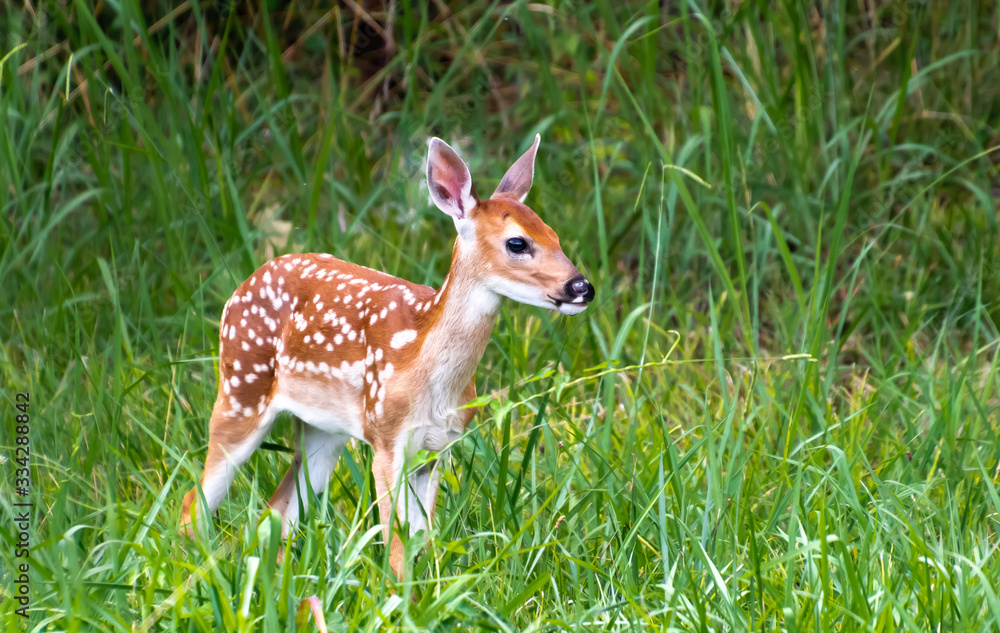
[2,0,1000,630]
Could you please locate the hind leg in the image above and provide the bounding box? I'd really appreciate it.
[181,399,277,536]
[267,424,348,536]
[183,280,284,535]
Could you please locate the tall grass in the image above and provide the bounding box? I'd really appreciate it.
[2,0,999,630]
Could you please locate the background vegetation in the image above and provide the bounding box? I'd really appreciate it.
[2,0,1000,630]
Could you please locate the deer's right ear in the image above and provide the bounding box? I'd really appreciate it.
[427,138,478,220]
[491,133,540,203]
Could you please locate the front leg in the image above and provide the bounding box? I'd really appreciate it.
[372,448,406,580]
[406,457,443,535]
[372,377,475,580]
[372,444,444,580]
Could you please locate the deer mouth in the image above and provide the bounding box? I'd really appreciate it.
[548,296,590,316]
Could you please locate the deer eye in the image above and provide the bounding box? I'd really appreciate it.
[506,237,528,254]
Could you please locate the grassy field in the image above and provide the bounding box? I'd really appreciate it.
[3,0,1000,630]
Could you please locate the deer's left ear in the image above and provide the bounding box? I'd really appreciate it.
[491,133,540,203]
[427,138,478,220]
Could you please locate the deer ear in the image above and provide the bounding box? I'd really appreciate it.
[427,138,478,220]
[491,133,540,203]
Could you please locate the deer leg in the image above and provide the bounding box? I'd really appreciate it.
[406,456,443,536]
[267,424,347,536]
[181,399,276,536]
[372,448,406,580]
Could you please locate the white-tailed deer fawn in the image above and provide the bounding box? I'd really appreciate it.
[181,134,594,578]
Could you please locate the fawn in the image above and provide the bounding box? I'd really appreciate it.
[180,134,594,578]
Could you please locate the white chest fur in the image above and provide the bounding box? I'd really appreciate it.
[403,283,498,453]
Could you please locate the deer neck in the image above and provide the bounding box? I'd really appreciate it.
[412,239,499,411]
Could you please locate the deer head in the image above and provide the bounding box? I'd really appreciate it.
[426,134,595,316]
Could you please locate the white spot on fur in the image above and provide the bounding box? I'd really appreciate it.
[435,276,449,304]
[390,329,418,349]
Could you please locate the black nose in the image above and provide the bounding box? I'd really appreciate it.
[566,276,595,302]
